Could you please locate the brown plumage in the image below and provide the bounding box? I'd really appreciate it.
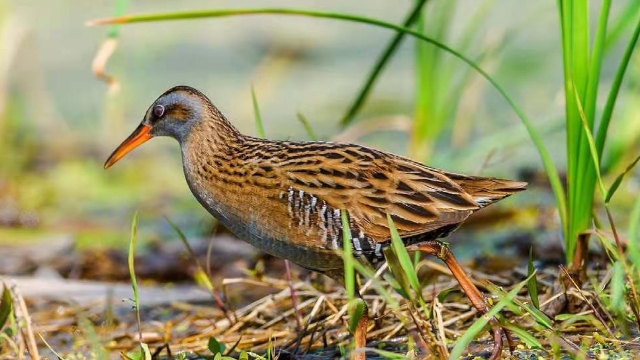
[105,86,525,359]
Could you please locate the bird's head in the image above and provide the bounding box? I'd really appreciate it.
[104,86,214,169]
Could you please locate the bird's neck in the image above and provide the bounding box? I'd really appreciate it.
[179,115,246,218]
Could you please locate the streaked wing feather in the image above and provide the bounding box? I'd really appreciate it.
[283,144,481,242]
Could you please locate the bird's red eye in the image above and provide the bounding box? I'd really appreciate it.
[153,105,165,118]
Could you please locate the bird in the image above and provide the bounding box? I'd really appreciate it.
[104,86,525,360]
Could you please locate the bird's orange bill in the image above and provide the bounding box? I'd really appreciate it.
[104,124,153,169]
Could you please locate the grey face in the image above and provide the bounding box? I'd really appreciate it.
[145,90,202,141]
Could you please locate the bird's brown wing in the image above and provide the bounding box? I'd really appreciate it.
[281,143,480,243]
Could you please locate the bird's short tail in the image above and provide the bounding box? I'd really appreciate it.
[447,174,527,208]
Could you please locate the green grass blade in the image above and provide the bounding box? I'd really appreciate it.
[37,333,68,360]
[572,86,607,197]
[596,12,640,159]
[0,284,12,330]
[610,261,625,316]
[584,0,610,126]
[340,210,355,301]
[527,247,539,309]
[347,298,366,333]
[127,211,144,354]
[365,348,411,359]
[296,112,317,141]
[340,0,429,126]
[251,86,265,138]
[486,280,553,329]
[605,154,640,203]
[165,217,214,292]
[605,0,640,50]
[502,323,542,349]
[448,273,532,360]
[386,213,423,303]
[628,192,640,277]
[106,0,128,38]
[340,210,365,336]
[382,248,413,300]
[128,211,140,311]
[78,316,109,360]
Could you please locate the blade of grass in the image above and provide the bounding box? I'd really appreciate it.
[251,86,265,138]
[605,154,640,203]
[365,348,412,359]
[382,248,413,301]
[340,209,365,335]
[609,261,625,316]
[296,112,317,141]
[107,0,128,38]
[127,211,144,354]
[501,323,542,349]
[37,333,67,360]
[448,273,533,360]
[596,10,640,159]
[605,0,640,50]
[165,217,234,322]
[410,0,457,161]
[386,213,424,304]
[340,0,429,126]
[572,86,607,197]
[527,247,540,309]
[628,193,640,278]
[89,6,567,263]
[78,316,109,360]
[341,210,355,300]
[0,284,11,329]
[486,280,553,330]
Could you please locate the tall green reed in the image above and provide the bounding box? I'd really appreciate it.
[558,1,640,264]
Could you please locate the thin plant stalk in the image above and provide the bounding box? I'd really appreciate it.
[340,0,429,126]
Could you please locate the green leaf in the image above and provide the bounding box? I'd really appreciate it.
[165,217,215,292]
[128,211,140,310]
[436,287,458,303]
[448,272,533,360]
[610,261,625,315]
[386,213,423,302]
[486,281,553,329]
[37,333,68,360]
[502,322,542,349]
[0,284,12,330]
[340,210,356,302]
[106,0,128,38]
[382,247,412,301]
[78,316,109,360]
[340,0,428,126]
[527,247,539,309]
[605,154,640,203]
[365,348,410,359]
[347,298,365,333]
[251,86,265,138]
[208,337,226,355]
[596,7,640,158]
[296,113,317,141]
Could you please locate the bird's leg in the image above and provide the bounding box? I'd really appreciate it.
[409,240,508,360]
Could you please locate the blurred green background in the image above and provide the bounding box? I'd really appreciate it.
[0,0,638,253]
